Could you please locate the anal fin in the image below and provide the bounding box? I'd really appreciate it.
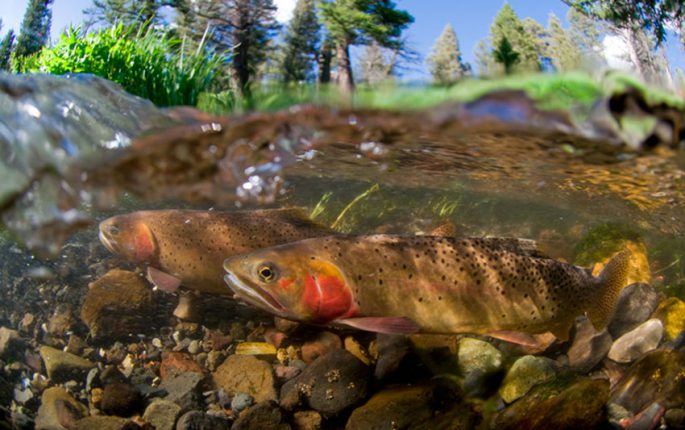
[336,316,420,334]
[147,266,182,293]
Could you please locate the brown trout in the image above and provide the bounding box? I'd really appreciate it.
[98,208,334,295]
[223,235,631,344]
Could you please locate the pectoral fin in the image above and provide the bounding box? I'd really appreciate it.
[146,266,182,293]
[487,330,540,347]
[336,317,420,334]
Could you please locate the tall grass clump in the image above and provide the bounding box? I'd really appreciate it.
[17,23,224,107]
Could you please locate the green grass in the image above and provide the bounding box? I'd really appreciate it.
[16,23,224,107]
[198,71,682,115]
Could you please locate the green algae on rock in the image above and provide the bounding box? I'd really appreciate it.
[499,355,557,403]
[652,297,685,340]
[493,377,610,430]
[345,379,478,430]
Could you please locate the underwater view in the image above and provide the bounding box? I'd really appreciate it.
[2,0,685,429]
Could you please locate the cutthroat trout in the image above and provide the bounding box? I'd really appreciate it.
[223,235,631,344]
[98,208,334,295]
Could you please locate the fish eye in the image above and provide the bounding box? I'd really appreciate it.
[108,224,120,235]
[257,264,277,283]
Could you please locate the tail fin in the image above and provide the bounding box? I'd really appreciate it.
[587,250,632,329]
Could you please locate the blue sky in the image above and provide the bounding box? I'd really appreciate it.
[1,0,683,80]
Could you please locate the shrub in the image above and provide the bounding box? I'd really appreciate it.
[17,23,225,107]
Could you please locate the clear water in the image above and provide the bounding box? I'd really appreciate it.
[2,72,685,427]
[3,74,683,299]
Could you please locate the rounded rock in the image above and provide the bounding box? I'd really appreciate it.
[608,319,664,363]
[499,355,556,403]
[212,354,276,403]
[142,399,182,430]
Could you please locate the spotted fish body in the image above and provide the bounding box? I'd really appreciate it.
[223,234,631,339]
[99,208,334,295]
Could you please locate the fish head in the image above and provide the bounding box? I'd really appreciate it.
[98,213,158,263]
[224,245,356,324]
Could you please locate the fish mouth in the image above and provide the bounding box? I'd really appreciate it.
[224,272,286,315]
[98,228,117,254]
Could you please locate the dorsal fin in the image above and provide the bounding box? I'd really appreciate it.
[430,221,458,237]
[260,207,334,231]
[481,237,549,258]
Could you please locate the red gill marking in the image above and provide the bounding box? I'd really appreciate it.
[302,274,354,322]
[134,223,155,262]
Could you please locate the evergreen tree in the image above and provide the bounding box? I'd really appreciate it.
[427,23,467,85]
[188,0,278,99]
[489,4,539,73]
[0,30,15,71]
[359,42,393,85]
[280,0,320,83]
[84,0,170,28]
[522,17,548,65]
[547,13,582,71]
[567,6,607,69]
[619,26,663,85]
[492,36,519,75]
[319,0,413,93]
[14,0,54,59]
[474,38,496,77]
[563,0,684,46]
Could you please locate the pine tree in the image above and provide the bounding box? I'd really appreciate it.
[547,13,582,71]
[489,4,539,73]
[188,0,278,99]
[319,0,413,93]
[14,0,54,59]
[474,39,496,77]
[492,36,519,75]
[280,0,320,83]
[562,0,684,46]
[0,30,15,71]
[619,26,663,85]
[522,17,548,65]
[567,7,607,69]
[427,24,467,86]
[359,42,393,85]
[84,0,168,28]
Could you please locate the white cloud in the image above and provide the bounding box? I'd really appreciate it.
[602,35,633,71]
[275,0,297,22]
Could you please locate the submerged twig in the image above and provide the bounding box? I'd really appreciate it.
[653,258,681,275]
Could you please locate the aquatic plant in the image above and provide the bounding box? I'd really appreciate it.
[573,222,644,266]
[16,23,224,107]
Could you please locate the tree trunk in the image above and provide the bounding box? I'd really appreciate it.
[336,41,354,93]
[231,27,252,101]
[318,41,332,85]
[622,27,660,85]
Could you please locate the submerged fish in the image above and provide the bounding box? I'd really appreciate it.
[223,235,631,344]
[98,208,334,295]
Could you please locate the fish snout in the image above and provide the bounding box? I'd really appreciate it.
[98,220,118,253]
